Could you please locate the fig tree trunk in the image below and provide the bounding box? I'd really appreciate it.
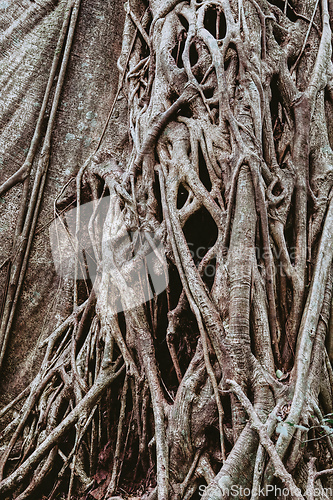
[0,0,333,499]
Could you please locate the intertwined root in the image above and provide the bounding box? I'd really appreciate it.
[1,0,333,499]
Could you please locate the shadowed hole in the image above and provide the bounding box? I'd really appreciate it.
[273,22,289,45]
[199,143,212,192]
[204,7,226,39]
[267,0,298,21]
[272,182,283,196]
[203,87,214,99]
[195,481,208,499]
[154,171,163,223]
[203,257,216,290]
[267,74,281,162]
[177,184,189,209]
[171,33,186,69]
[224,44,239,72]
[190,42,199,66]
[177,101,192,118]
[178,14,189,32]
[183,206,218,268]
[285,190,296,264]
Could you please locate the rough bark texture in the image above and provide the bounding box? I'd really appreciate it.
[1,1,333,499]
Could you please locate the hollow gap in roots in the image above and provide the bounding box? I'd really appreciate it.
[152,171,163,223]
[178,14,189,32]
[183,206,218,269]
[198,143,212,192]
[285,189,296,264]
[165,265,199,377]
[177,184,189,209]
[204,7,227,40]
[190,42,199,67]
[203,257,216,291]
[270,74,281,151]
[154,288,180,395]
[192,485,206,500]
[177,101,192,118]
[191,39,213,85]
[177,308,199,374]
[203,87,214,99]
[267,0,298,21]
[171,35,187,69]
[139,33,150,60]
